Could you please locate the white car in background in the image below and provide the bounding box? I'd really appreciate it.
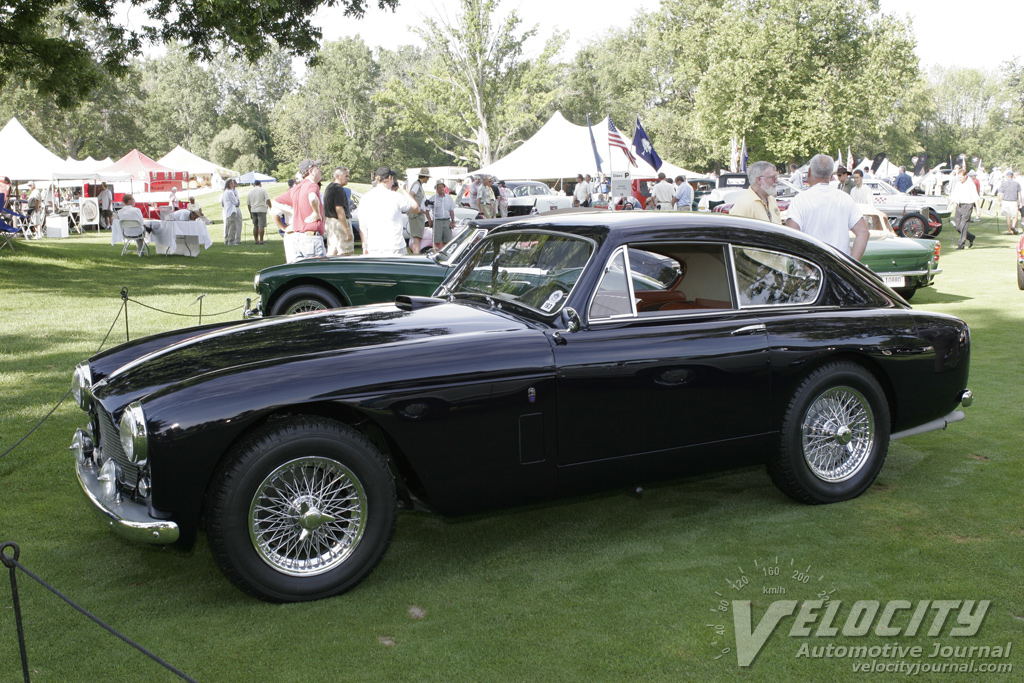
[502,180,575,216]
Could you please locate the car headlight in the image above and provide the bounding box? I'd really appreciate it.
[118,402,149,465]
[254,272,261,292]
[71,362,92,410]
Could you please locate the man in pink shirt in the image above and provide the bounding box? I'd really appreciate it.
[276,159,326,260]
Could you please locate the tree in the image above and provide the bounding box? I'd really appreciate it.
[0,0,400,107]
[383,0,565,167]
[211,44,297,168]
[138,44,220,158]
[209,124,259,169]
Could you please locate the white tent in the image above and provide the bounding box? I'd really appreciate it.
[471,112,699,180]
[0,117,66,182]
[53,156,132,185]
[158,145,236,178]
[854,157,899,180]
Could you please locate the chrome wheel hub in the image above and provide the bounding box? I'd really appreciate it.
[285,300,327,315]
[249,457,367,576]
[801,387,874,482]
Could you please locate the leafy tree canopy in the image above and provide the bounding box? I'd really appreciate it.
[0,0,398,107]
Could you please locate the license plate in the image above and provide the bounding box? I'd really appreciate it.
[883,275,905,287]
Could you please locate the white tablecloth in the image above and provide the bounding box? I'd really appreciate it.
[111,218,212,256]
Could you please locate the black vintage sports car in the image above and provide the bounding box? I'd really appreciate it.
[69,213,973,602]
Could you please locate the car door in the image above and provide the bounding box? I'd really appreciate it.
[551,243,771,486]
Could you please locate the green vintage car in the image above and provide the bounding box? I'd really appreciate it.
[245,219,508,317]
[857,208,941,300]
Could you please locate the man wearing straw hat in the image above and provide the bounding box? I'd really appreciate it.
[408,167,429,253]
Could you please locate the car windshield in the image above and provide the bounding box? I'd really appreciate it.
[446,230,595,314]
[512,183,553,197]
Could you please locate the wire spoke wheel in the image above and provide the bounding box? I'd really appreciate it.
[249,456,367,577]
[800,387,874,482]
[284,299,329,315]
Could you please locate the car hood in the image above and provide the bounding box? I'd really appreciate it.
[92,301,533,407]
[259,254,437,276]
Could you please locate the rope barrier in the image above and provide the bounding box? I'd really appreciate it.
[0,287,241,460]
[1,542,200,682]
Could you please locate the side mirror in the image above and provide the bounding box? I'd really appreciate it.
[553,307,581,345]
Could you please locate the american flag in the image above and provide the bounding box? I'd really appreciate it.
[608,118,637,167]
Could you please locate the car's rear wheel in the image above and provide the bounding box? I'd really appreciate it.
[1017,262,1024,291]
[768,362,890,504]
[206,416,397,602]
[894,288,915,300]
[898,213,927,238]
[270,285,343,315]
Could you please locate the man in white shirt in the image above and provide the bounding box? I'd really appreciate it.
[949,167,979,249]
[785,154,869,260]
[429,180,457,250]
[850,170,872,205]
[221,179,241,245]
[650,173,675,210]
[359,166,424,256]
[171,208,200,221]
[573,174,591,207]
[117,194,148,255]
[97,182,113,231]
[673,175,693,211]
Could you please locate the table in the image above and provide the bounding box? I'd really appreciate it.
[111,218,212,257]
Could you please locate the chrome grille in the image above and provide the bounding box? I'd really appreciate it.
[98,410,139,488]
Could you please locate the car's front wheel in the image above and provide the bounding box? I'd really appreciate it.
[768,362,890,504]
[1018,261,1024,291]
[270,285,343,316]
[206,417,397,602]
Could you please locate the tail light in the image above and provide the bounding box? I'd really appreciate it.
[933,242,941,265]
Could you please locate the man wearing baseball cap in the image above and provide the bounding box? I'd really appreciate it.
[358,166,424,256]
[274,159,326,260]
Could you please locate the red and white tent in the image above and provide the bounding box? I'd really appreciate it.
[98,150,188,192]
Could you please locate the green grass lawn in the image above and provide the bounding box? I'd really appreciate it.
[0,211,1020,682]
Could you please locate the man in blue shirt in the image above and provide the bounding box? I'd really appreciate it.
[894,166,913,193]
[673,175,694,211]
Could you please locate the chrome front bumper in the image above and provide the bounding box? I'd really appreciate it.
[76,460,179,544]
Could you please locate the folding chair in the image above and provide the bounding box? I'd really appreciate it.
[0,195,27,249]
[119,218,150,256]
[0,220,18,251]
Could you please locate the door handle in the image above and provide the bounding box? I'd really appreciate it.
[731,323,766,336]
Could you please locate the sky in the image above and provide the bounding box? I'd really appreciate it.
[312,0,1021,71]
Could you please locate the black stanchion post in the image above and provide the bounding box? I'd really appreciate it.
[1,541,32,683]
[121,287,130,342]
[193,294,207,326]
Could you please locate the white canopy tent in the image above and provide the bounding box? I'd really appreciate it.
[471,112,699,181]
[854,156,899,180]
[53,155,132,185]
[0,117,66,182]
[158,145,236,178]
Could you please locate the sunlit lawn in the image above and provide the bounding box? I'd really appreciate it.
[0,209,1020,682]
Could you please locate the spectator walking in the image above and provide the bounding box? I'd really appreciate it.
[466,175,481,210]
[998,171,1022,235]
[323,167,353,256]
[789,163,803,188]
[246,180,271,245]
[429,180,456,250]
[221,178,242,245]
[359,166,423,256]
[573,174,591,207]
[730,161,782,224]
[275,159,326,260]
[949,167,979,249]
[408,168,429,253]
[785,154,869,260]
[673,175,693,211]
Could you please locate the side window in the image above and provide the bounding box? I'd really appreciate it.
[589,249,634,319]
[732,247,822,306]
[630,243,734,316]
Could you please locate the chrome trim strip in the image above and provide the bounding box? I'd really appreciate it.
[353,281,398,286]
[76,460,179,544]
[890,410,965,441]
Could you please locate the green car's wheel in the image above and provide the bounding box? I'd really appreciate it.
[271,285,343,316]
